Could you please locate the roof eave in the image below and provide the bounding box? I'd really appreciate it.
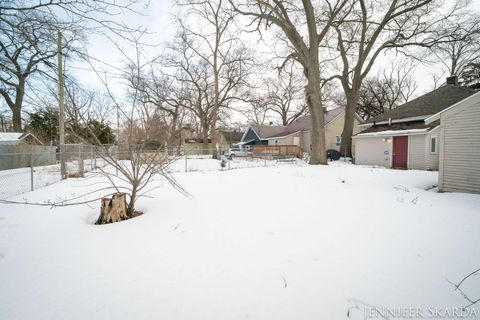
[425,91,480,124]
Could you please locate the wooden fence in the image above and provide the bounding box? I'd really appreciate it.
[251,145,304,159]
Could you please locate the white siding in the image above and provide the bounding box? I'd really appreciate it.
[440,99,480,194]
[408,135,426,169]
[301,131,311,152]
[267,134,296,146]
[354,137,392,167]
[424,131,439,170]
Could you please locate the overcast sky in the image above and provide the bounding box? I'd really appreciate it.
[71,0,480,122]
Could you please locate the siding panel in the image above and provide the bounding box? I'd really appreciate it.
[408,135,426,169]
[441,99,480,194]
[354,137,392,167]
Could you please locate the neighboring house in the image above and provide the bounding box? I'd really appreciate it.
[0,132,42,145]
[239,124,286,146]
[425,91,480,194]
[353,84,477,170]
[266,107,363,152]
[218,130,243,147]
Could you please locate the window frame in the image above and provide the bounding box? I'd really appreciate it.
[430,136,438,154]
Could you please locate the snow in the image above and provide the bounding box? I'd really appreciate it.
[0,132,23,141]
[0,159,110,199]
[0,162,479,319]
[355,128,430,137]
[0,132,23,144]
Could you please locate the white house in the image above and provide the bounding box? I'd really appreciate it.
[425,91,480,194]
[353,84,477,170]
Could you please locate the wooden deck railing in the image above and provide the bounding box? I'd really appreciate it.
[251,145,304,159]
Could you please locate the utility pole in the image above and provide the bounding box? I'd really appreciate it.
[116,106,119,175]
[57,31,66,179]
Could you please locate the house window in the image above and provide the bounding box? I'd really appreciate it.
[335,136,341,146]
[430,136,438,153]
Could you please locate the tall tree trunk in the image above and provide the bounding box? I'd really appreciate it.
[304,65,327,165]
[11,80,25,132]
[11,105,22,132]
[339,94,358,158]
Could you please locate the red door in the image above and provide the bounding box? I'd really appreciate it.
[392,136,408,169]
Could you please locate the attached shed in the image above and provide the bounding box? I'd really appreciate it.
[353,122,440,170]
[353,84,477,170]
[425,91,480,194]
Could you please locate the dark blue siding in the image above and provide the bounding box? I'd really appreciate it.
[243,128,267,145]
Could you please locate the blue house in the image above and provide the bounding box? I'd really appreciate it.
[239,124,286,146]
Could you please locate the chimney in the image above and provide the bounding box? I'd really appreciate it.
[446,76,458,86]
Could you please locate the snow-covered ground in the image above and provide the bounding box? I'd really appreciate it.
[0,162,479,319]
[0,158,109,199]
[0,156,299,199]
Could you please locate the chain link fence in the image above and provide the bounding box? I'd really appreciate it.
[0,144,305,199]
[178,146,306,172]
[0,144,115,199]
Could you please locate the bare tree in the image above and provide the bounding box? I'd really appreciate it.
[124,65,190,147]
[429,11,480,77]
[266,64,307,125]
[176,0,251,156]
[356,61,418,120]
[0,0,148,132]
[79,35,187,223]
[229,0,351,164]
[0,0,145,36]
[0,107,12,131]
[243,93,271,125]
[0,11,81,131]
[329,0,464,156]
[162,21,250,153]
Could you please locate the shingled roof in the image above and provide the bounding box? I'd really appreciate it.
[220,130,243,143]
[267,107,347,138]
[366,85,477,124]
[249,124,286,139]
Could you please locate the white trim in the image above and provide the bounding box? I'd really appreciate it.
[355,128,429,138]
[425,91,480,124]
[407,136,410,169]
[237,139,255,145]
[362,115,431,126]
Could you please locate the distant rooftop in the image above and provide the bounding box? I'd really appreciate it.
[267,107,346,139]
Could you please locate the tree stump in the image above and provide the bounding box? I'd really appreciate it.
[96,193,130,224]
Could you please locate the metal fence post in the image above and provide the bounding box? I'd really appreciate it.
[78,144,84,176]
[60,144,66,179]
[184,148,188,172]
[30,150,34,191]
[90,146,93,171]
